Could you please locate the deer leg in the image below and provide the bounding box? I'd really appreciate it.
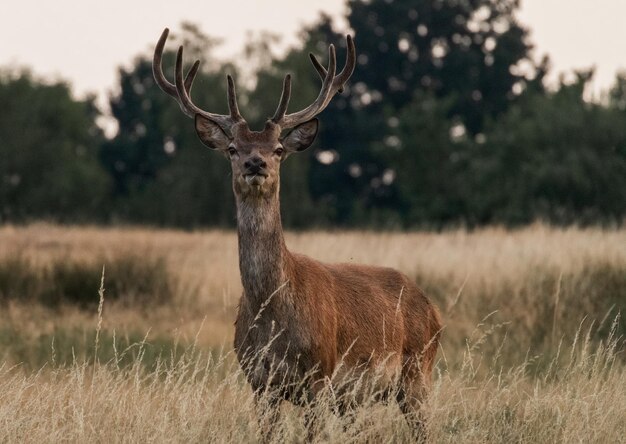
[303,381,327,442]
[396,387,428,443]
[254,392,281,443]
[303,393,357,442]
[304,406,320,443]
[396,379,428,443]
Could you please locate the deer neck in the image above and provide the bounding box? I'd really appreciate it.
[236,190,289,308]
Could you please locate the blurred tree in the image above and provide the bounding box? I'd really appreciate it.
[609,71,626,111]
[242,32,326,227]
[387,92,468,226]
[251,0,544,226]
[101,23,236,226]
[4,13,626,229]
[347,0,542,133]
[462,71,626,225]
[0,71,109,222]
[251,16,398,226]
[349,0,545,226]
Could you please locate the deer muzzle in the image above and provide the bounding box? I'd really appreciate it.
[244,173,267,186]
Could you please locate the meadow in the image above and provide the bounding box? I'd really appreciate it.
[0,223,624,442]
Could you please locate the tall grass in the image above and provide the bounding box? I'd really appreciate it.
[0,223,624,442]
[0,315,622,442]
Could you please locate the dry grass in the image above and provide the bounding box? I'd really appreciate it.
[0,223,624,442]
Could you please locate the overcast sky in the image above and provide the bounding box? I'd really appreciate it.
[2,0,626,110]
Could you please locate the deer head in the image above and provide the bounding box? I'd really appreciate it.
[153,28,355,199]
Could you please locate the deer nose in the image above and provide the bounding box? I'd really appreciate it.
[244,156,267,173]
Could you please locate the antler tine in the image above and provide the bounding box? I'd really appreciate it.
[226,75,243,122]
[271,74,292,123]
[336,35,356,90]
[184,60,200,94]
[153,29,185,107]
[309,35,356,94]
[153,29,198,112]
[153,28,243,128]
[276,44,337,129]
[175,46,209,119]
[153,29,200,118]
[275,37,355,129]
[309,53,327,81]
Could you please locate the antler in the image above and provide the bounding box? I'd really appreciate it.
[153,28,243,129]
[271,35,356,129]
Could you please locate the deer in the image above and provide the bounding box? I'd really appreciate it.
[153,28,442,440]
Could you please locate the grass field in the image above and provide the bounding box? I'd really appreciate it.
[0,223,624,442]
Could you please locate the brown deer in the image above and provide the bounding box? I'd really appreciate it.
[153,28,442,439]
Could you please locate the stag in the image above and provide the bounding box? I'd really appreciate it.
[153,28,442,439]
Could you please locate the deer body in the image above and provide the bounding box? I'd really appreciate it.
[235,240,442,404]
[154,28,442,438]
[233,182,441,400]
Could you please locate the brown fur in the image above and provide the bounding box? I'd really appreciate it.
[153,29,441,437]
[218,122,442,438]
[161,51,440,437]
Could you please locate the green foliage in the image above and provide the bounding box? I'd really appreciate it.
[0,71,109,222]
[245,0,544,226]
[388,92,466,225]
[346,0,537,132]
[386,71,626,227]
[100,23,235,227]
[2,3,626,227]
[0,327,195,371]
[0,255,172,307]
[462,72,626,225]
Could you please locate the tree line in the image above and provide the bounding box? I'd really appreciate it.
[2,0,625,228]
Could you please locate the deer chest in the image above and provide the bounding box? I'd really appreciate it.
[233,296,319,401]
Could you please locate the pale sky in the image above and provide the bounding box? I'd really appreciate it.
[2,0,626,113]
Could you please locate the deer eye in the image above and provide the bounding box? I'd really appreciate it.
[228,147,237,157]
[274,147,284,157]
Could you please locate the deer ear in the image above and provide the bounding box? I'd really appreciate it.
[282,118,319,152]
[195,114,231,150]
